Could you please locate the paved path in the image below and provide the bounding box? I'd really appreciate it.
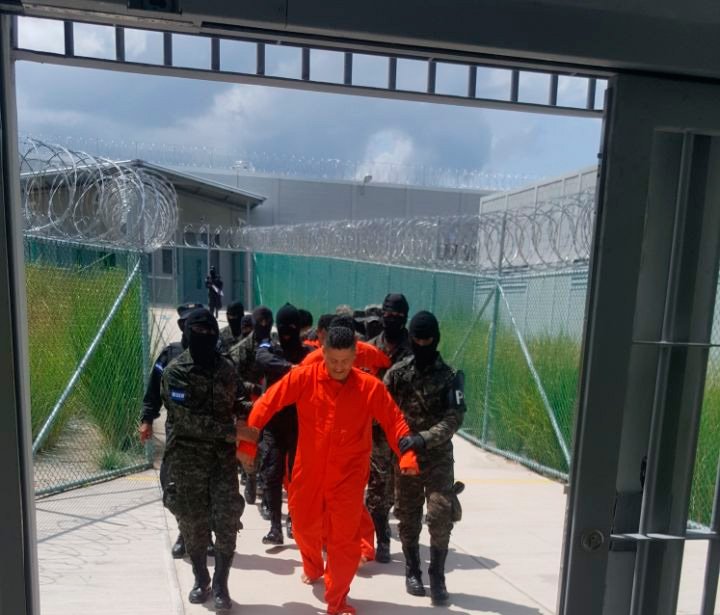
[35,436,715,614]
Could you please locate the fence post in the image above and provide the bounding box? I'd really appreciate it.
[138,253,153,465]
[482,211,508,443]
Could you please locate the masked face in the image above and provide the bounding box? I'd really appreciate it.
[382,310,407,342]
[254,317,272,341]
[411,337,438,369]
[278,323,300,352]
[188,323,218,367]
[409,310,440,369]
[228,317,242,338]
[252,307,273,341]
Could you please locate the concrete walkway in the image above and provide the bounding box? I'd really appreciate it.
[35,436,716,615]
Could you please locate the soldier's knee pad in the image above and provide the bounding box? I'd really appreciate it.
[426,492,453,523]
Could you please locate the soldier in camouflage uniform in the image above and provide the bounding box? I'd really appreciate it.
[219,301,245,350]
[385,310,464,606]
[161,308,245,611]
[366,293,412,563]
[139,302,208,559]
[230,305,276,507]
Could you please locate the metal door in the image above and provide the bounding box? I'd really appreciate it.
[560,73,720,615]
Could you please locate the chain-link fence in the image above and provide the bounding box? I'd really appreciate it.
[252,250,720,526]
[27,235,158,497]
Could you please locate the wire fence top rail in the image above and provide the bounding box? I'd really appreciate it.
[229,189,594,272]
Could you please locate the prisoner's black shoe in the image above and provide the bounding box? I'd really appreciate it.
[262,527,284,545]
[171,533,186,559]
[212,552,234,611]
[188,554,211,604]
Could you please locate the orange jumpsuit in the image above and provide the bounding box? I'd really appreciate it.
[301,341,391,560]
[238,362,418,615]
[302,340,391,376]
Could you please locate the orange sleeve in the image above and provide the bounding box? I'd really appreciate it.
[369,382,419,472]
[248,367,306,429]
[357,341,391,374]
[300,347,323,366]
[237,367,306,458]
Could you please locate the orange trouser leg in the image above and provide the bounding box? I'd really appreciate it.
[358,505,375,561]
[324,495,363,614]
[290,487,325,580]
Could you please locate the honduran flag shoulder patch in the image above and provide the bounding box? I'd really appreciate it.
[170,388,186,402]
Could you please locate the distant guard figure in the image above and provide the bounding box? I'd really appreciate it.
[206,266,224,318]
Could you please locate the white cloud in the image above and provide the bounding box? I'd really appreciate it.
[357,129,416,183]
[17,17,64,54]
[145,84,276,150]
[73,23,114,59]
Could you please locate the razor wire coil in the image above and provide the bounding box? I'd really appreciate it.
[180,188,595,272]
[20,138,178,252]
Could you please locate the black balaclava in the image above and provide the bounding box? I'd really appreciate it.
[252,306,273,342]
[382,293,409,343]
[240,314,254,337]
[177,303,203,347]
[226,301,245,337]
[276,303,302,354]
[184,308,219,368]
[409,310,440,369]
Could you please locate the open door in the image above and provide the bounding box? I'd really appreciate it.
[560,74,720,615]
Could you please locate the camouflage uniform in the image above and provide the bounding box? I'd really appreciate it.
[384,354,463,550]
[230,332,276,501]
[161,350,245,559]
[218,325,241,351]
[365,329,412,518]
[230,332,266,386]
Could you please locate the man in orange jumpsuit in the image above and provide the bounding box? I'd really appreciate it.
[301,315,390,376]
[237,325,419,615]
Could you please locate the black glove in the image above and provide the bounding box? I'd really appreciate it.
[399,433,425,454]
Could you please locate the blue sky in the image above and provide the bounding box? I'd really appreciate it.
[15,17,603,187]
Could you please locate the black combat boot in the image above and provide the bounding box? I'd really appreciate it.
[372,513,391,563]
[188,552,211,604]
[428,546,450,606]
[260,495,272,521]
[244,474,257,505]
[171,533,185,559]
[212,552,234,611]
[285,515,294,539]
[402,543,425,596]
[262,509,284,545]
[207,532,216,557]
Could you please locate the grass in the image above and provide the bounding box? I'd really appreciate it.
[690,377,720,526]
[27,255,147,474]
[70,279,145,454]
[26,264,124,447]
